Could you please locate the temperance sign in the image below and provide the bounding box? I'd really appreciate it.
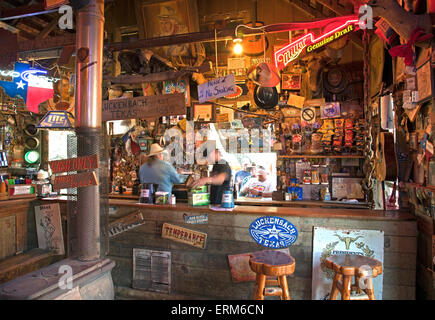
[312,227,384,300]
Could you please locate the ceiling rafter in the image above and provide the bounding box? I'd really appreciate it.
[288,0,362,50]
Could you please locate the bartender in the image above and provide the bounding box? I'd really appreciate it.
[189,148,232,205]
[139,143,182,194]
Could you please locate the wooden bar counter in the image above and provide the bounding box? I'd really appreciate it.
[38,197,417,300]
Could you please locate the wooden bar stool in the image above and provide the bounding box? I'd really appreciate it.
[249,250,295,300]
[325,254,383,300]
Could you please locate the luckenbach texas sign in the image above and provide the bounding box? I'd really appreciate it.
[274,18,359,70]
[102,93,186,121]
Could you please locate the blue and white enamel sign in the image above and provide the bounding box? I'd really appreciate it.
[249,216,298,248]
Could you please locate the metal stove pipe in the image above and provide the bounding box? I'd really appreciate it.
[75,0,105,261]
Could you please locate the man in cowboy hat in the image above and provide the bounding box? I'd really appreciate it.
[139,143,182,194]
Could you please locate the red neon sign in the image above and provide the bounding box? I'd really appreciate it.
[274,18,360,70]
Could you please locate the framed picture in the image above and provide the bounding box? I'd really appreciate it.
[282,73,301,90]
[193,103,213,122]
[135,0,198,58]
[416,59,432,104]
[164,79,190,106]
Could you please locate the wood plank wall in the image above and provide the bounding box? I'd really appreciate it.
[108,205,417,300]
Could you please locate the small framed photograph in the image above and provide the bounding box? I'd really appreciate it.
[416,60,432,104]
[282,73,301,90]
[164,79,191,106]
[193,103,214,122]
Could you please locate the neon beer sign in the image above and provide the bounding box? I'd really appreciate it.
[274,18,359,70]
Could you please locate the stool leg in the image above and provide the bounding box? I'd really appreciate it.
[363,278,376,300]
[342,275,352,300]
[278,275,291,300]
[254,273,266,300]
[329,272,342,300]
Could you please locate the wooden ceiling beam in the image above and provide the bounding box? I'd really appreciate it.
[0,3,45,19]
[316,0,354,16]
[288,0,362,50]
[38,18,58,39]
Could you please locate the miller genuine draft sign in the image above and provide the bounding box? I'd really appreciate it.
[102,93,186,121]
[274,18,359,70]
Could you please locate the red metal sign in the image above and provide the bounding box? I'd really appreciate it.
[49,154,99,174]
[52,172,98,190]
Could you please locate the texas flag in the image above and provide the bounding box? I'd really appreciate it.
[0,62,54,113]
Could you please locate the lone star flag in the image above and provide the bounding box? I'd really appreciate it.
[0,62,54,113]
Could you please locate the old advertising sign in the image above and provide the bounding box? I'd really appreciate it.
[52,171,98,190]
[312,227,384,300]
[49,154,99,174]
[249,216,298,249]
[183,213,208,225]
[108,210,145,238]
[37,110,73,128]
[162,222,207,249]
[102,93,186,121]
[34,203,65,255]
[197,74,236,104]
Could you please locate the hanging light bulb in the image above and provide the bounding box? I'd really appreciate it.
[233,38,243,55]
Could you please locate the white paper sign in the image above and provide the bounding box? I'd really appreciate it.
[198,74,236,103]
[34,203,65,255]
[312,227,384,300]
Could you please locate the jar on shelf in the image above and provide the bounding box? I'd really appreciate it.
[311,165,320,184]
[320,165,329,185]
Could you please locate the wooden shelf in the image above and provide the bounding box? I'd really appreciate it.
[278,155,364,159]
[403,182,435,192]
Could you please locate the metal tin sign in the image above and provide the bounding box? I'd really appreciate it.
[184,213,208,225]
[249,216,298,248]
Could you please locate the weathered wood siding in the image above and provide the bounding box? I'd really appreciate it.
[108,205,417,300]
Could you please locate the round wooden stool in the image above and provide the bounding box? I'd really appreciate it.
[325,254,383,300]
[249,250,295,300]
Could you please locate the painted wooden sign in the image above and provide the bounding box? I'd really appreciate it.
[52,171,98,190]
[161,222,207,249]
[49,154,99,174]
[215,113,229,123]
[102,93,186,121]
[34,203,65,255]
[311,227,384,300]
[108,211,145,238]
[197,74,236,104]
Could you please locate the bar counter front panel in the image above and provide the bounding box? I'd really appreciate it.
[39,197,417,300]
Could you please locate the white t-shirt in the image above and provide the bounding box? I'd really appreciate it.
[242,177,276,197]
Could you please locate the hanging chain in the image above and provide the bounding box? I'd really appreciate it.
[362,29,375,209]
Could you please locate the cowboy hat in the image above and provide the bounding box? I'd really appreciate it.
[247,62,280,88]
[148,143,164,157]
[253,85,278,110]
